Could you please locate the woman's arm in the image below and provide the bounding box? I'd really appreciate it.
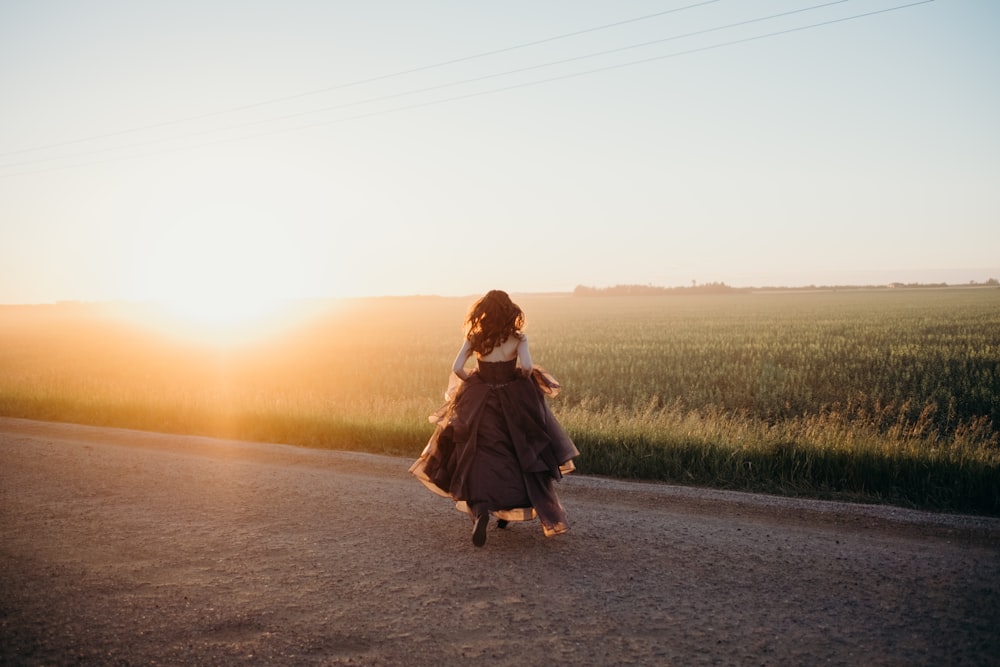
[517,334,533,376]
[452,339,473,380]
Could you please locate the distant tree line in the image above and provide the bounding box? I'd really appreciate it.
[573,282,749,297]
[870,278,998,289]
[573,278,998,297]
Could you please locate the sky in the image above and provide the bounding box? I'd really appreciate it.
[1,0,998,308]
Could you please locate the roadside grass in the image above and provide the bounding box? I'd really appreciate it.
[562,399,998,514]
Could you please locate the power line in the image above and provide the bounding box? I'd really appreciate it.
[0,0,854,172]
[0,0,724,159]
[252,1,935,133]
[0,0,850,172]
[0,0,935,180]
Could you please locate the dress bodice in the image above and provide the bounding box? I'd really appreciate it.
[476,358,518,384]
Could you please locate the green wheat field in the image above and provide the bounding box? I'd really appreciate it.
[2,288,998,514]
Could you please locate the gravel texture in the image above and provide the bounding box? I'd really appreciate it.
[2,417,998,666]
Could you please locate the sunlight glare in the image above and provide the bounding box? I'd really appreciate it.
[151,293,293,345]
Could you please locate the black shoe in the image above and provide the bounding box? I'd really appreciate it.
[472,512,488,547]
[496,519,509,529]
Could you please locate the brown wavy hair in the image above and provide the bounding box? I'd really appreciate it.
[464,290,525,355]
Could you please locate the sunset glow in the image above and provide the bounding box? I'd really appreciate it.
[111,292,313,347]
[159,295,286,338]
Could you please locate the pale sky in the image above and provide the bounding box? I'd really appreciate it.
[2,0,998,306]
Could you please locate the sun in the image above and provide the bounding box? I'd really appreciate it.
[117,178,320,344]
[163,292,282,332]
[129,292,284,346]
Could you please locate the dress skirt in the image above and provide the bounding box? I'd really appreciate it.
[409,360,579,536]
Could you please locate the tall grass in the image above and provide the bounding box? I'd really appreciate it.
[1,289,997,514]
[562,398,997,513]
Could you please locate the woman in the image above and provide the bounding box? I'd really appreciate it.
[410,290,578,547]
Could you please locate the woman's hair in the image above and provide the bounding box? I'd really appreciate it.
[464,290,525,355]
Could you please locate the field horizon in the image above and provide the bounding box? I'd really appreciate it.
[4,274,999,309]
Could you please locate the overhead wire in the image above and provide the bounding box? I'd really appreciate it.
[0,0,935,179]
[249,0,934,133]
[0,0,725,159]
[0,0,851,172]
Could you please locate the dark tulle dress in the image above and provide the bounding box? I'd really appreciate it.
[409,359,579,536]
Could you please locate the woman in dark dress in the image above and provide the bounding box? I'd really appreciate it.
[410,290,579,547]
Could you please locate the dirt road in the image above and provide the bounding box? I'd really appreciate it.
[2,417,998,666]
